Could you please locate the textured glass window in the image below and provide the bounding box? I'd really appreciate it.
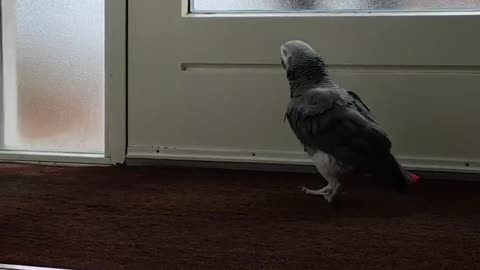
[2,0,105,153]
[191,0,480,12]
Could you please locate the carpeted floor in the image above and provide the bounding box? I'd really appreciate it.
[0,164,479,270]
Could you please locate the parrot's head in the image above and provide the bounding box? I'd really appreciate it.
[280,40,328,91]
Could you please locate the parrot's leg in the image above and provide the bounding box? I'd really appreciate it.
[323,178,341,204]
[299,154,332,195]
[311,172,341,203]
[299,176,341,203]
[300,150,342,202]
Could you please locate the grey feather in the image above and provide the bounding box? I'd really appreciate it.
[286,87,391,170]
[281,40,411,191]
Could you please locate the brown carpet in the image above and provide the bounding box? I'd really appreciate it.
[0,164,479,270]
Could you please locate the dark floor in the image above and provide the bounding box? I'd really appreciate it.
[0,164,479,270]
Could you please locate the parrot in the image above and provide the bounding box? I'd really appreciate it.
[280,40,419,203]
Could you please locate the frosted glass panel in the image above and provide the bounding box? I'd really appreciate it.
[191,0,480,12]
[2,0,105,153]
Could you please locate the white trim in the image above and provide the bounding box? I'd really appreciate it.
[1,0,19,150]
[181,0,190,16]
[186,11,480,18]
[104,0,127,165]
[180,63,480,74]
[186,0,480,18]
[128,146,310,165]
[127,146,480,174]
[0,150,109,165]
[0,264,72,270]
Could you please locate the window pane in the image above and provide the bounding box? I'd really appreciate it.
[191,0,480,12]
[2,0,105,153]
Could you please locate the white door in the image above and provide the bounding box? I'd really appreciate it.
[0,0,126,164]
[128,0,480,173]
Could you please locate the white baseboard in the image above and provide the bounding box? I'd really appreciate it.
[127,145,480,174]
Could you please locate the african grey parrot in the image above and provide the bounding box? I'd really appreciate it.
[280,40,419,203]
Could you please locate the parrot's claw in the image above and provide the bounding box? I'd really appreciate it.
[299,185,331,196]
[324,183,341,204]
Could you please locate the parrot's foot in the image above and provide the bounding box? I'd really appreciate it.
[324,183,341,204]
[299,185,331,196]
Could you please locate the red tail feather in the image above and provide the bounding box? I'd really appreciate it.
[408,173,420,184]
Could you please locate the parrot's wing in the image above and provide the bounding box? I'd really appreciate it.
[286,89,391,168]
[346,90,377,124]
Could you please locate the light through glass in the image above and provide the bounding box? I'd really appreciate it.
[2,0,105,153]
